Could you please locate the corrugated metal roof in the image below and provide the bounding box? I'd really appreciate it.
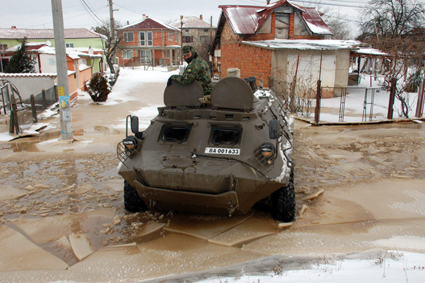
[219,1,332,36]
[301,8,333,35]
[0,28,102,39]
[169,16,215,29]
[220,5,264,34]
[119,17,180,31]
[242,39,362,50]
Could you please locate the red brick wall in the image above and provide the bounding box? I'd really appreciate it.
[289,13,295,37]
[220,23,272,87]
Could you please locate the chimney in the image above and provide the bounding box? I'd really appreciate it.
[127,21,129,25]
[180,15,183,20]
[200,15,203,21]
[267,0,270,4]
[11,26,17,29]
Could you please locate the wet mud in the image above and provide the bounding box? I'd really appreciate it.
[0,81,424,282]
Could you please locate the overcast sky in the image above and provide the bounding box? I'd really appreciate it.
[0,0,369,32]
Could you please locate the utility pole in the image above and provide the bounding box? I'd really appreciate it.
[109,0,115,38]
[51,0,73,140]
[415,69,425,117]
[180,16,183,65]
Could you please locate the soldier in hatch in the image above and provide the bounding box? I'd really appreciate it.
[167,45,212,103]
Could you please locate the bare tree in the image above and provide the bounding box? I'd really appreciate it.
[93,22,122,75]
[319,7,353,40]
[358,0,425,118]
[359,0,425,40]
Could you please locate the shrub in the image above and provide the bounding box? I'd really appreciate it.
[87,73,111,102]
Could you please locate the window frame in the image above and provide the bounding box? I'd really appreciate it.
[182,36,194,43]
[140,50,152,64]
[200,36,209,44]
[209,125,243,146]
[160,124,192,144]
[123,32,134,42]
[140,31,153,46]
[123,49,133,59]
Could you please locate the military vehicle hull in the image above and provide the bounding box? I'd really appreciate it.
[118,77,295,221]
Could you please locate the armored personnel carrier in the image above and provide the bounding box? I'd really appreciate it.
[117,77,295,222]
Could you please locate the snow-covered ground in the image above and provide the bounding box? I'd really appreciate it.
[303,73,422,123]
[196,251,425,282]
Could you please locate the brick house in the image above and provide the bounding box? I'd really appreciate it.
[117,16,181,67]
[211,0,363,98]
[169,15,216,62]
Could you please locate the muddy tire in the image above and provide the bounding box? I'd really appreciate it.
[271,174,296,222]
[124,181,148,212]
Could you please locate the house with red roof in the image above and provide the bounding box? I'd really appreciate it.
[211,0,363,98]
[169,15,216,62]
[117,15,181,67]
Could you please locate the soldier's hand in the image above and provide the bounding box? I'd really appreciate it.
[199,95,211,104]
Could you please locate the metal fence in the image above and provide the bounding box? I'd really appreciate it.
[0,84,58,135]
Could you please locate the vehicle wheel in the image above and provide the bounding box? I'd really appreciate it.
[271,173,296,222]
[124,181,148,212]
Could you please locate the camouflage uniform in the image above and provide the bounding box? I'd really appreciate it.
[170,46,212,95]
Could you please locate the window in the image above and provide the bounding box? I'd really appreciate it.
[66,43,74,48]
[140,31,153,46]
[161,124,192,143]
[123,32,134,42]
[123,50,133,59]
[204,29,209,32]
[0,44,7,51]
[168,31,173,41]
[200,36,209,44]
[140,50,151,64]
[182,36,193,43]
[275,13,290,39]
[210,126,242,145]
[294,12,309,36]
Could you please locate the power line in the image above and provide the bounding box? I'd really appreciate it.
[80,0,104,25]
[290,0,367,8]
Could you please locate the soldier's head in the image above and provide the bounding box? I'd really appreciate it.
[182,45,196,63]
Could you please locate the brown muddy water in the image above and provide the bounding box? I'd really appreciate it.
[0,81,424,282]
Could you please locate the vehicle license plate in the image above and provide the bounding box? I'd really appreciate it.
[204,147,240,155]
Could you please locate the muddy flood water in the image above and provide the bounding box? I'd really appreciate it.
[0,83,424,282]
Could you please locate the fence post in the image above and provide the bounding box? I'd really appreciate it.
[387,78,397,119]
[9,94,19,135]
[8,105,13,134]
[314,80,322,124]
[42,89,47,109]
[31,94,38,123]
[415,72,425,117]
[54,85,58,102]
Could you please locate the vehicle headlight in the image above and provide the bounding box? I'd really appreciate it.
[117,136,139,163]
[256,143,276,166]
[123,136,138,151]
